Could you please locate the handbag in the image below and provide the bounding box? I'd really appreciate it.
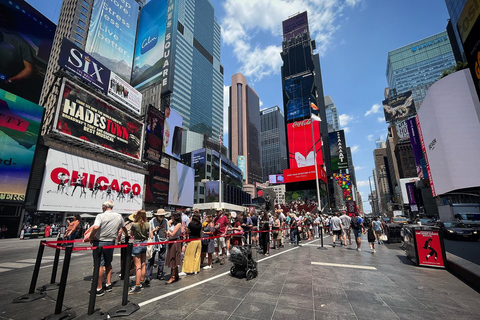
[381,234,388,241]
[146,238,154,260]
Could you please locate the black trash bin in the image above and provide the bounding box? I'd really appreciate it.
[385,224,402,243]
[404,225,446,268]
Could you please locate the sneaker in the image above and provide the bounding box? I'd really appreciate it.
[227,251,230,256]
[96,289,105,297]
[372,249,376,253]
[178,272,187,277]
[105,284,113,292]
[128,286,142,295]
[357,248,361,252]
[220,259,225,265]
[213,258,219,264]
[203,265,212,270]
[332,243,336,247]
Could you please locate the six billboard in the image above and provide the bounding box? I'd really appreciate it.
[328,130,348,171]
[144,106,164,163]
[163,106,183,160]
[283,73,317,123]
[0,0,56,104]
[37,149,144,213]
[85,0,139,82]
[168,160,194,207]
[54,80,143,159]
[0,89,44,203]
[131,0,168,91]
[145,165,169,204]
[382,91,416,123]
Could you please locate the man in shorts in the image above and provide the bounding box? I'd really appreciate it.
[350,212,365,251]
[213,208,228,265]
[339,211,352,246]
[89,200,127,296]
[330,212,343,247]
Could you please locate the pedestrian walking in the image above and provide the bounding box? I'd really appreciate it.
[350,212,365,251]
[367,223,376,253]
[339,211,352,246]
[372,217,384,244]
[129,210,149,294]
[146,209,168,282]
[330,212,343,247]
[259,211,270,256]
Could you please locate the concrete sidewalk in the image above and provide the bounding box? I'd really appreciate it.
[1,235,480,319]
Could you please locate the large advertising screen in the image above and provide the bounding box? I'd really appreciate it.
[55,80,143,159]
[284,73,317,123]
[282,11,308,40]
[328,130,348,171]
[0,0,56,104]
[145,165,169,204]
[168,160,194,207]
[107,71,142,115]
[144,106,164,163]
[131,0,167,91]
[191,149,206,182]
[287,119,323,169]
[406,117,427,178]
[382,91,416,123]
[269,174,285,184]
[0,89,44,203]
[85,0,139,82]
[283,165,327,184]
[163,106,183,160]
[37,149,144,213]
[205,180,219,202]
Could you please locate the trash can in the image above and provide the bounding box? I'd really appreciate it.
[385,224,402,243]
[404,225,446,268]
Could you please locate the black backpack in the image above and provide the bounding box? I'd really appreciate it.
[351,217,360,229]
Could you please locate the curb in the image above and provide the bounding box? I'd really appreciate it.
[447,253,480,292]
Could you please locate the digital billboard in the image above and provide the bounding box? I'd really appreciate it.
[168,160,194,207]
[0,0,56,104]
[145,165,169,204]
[282,11,308,40]
[237,155,246,180]
[163,106,183,160]
[287,119,323,169]
[382,91,416,123]
[191,149,206,182]
[269,174,284,184]
[328,130,348,171]
[0,89,44,203]
[37,149,144,213]
[406,117,427,178]
[333,173,353,201]
[161,0,178,95]
[283,166,326,184]
[144,106,164,163]
[85,0,139,82]
[205,181,219,203]
[396,119,410,141]
[131,0,167,91]
[284,73,317,123]
[107,71,142,115]
[55,80,143,159]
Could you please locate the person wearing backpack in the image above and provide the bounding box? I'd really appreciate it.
[350,212,365,251]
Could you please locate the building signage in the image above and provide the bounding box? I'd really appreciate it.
[382,91,416,123]
[416,114,435,196]
[283,165,327,184]
[346,200,356,214]
[55,79,143,159]
[163,106,183,159]
[161,0,177,95]
[457,0,480,43]
[406,118,427,178]
[0,89,44,203]
[145,165,169,204]
[37,149,144,213]
[411,35,448,52]
[329,130,348,171]
[284,73,317,123]
[144,106,164,163]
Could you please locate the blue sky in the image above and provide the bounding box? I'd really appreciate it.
[28,0,451,212]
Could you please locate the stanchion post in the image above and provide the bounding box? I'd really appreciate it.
[120,246,126,280]
[88,247,102,316]
[122,243,133,306]
[50,247,61,284]
[320,223,324,247]
[54,245,73,315]
[29,240,46,294]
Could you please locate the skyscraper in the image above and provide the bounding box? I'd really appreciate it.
[260,106,288,182]
[228,73,262,196]
[324,95,340,132]
[445,0,467,62]
[386,31,456,105]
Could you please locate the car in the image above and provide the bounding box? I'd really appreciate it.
[419,218,435,226]
[436,222,479,241]
[392,216,408,225]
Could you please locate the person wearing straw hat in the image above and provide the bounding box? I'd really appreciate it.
[146,209,168,282]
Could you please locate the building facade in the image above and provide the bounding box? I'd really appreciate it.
[228,73,263,197]
[445,0,467,62]
[374,147,392,215]
[260,106,288,182]
[324,95,340,132]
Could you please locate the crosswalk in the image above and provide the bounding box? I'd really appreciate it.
[0,253,87,273]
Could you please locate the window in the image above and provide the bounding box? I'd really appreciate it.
[78,19,86,28]
[200,186,204,195]
[207,165,211,173]
[207,154,211,162]
[77,27,84,35]
[80,6,88,14]
[82,0,89,6]
[75,33,83,42]
[74,40,82,47]
[79,13,87,21]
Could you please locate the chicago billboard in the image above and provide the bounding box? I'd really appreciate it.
[143,106,164,163]
[131,0,168,91]
[37,149,144,213]
[328,130,348,171]
[54,80,143,159]
[145,165,169,204]
[0,89,44,203]
[0,0,56,104]
[85,0,139,82]
[163,106,183,160]
[382,91,416,123]
[168,160,194,207]
[284,73,317,123]
[287,118,323,170]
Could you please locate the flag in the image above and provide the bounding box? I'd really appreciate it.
[311,114,321,122]
[310,102,319,111]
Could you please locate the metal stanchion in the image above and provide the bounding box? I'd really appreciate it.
[318,224,326,250]
[44,245,75,320]
[108,243,139,318]
[13,241,46,303]
[38,247,61,291]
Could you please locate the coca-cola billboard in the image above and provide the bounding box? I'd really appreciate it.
[287,119,323,169]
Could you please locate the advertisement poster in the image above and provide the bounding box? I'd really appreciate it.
[0,0,56,103]
[328,130,348,171]
[269,174,284,184]
[168,160,194,207]
[55,80,143,159]
[163,106,183,160]
[85,0,139,82]
[58,38,110,93]
[415,230,445,268]
[205,180,219,202]
[144,106,164,163]
[396,120,410,141]
[382,91,416,123]
[0,89,44,203]
[131,0,167,90]
[107,72,142,115]
[406,117,427,178]
[191,149,206,182]
[346,200,356,214]
[237,155,246,180]
[287,119,323,170]
[37,149,144,213]
[145,165,169,204]
[161,0,177,95]
[284,73,317,123]
[333,173,353,201]
[283,165,327,184]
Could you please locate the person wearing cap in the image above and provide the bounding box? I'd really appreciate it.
[213,208,228,265]
[146,209,168,282]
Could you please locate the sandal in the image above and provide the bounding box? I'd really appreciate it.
[165,277,176,284]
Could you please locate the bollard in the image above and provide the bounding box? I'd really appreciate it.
[107,243,139,318]
[318,224,326,250]
[38,247,61,291]
[12,241,46,303]
[119,246,126,280]
[88,247,102,315]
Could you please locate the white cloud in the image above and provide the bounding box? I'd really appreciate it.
[221,0,361,82]
[367,134,374,141]
[354,165,364,171]
[260,100,264,108]
[350,145,360,153]
[343,127,350,133]
[377,116,384,123]
[364,103,381,116]
[356,180,369,187]
[339,113,353,127]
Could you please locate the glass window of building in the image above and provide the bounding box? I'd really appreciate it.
[78,19,86,28]
[80,6,88,14]
[75,33,83,42]
[77,27,84,35]
[79,13,87,21]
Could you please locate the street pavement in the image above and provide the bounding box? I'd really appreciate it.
[1,234,480,320]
